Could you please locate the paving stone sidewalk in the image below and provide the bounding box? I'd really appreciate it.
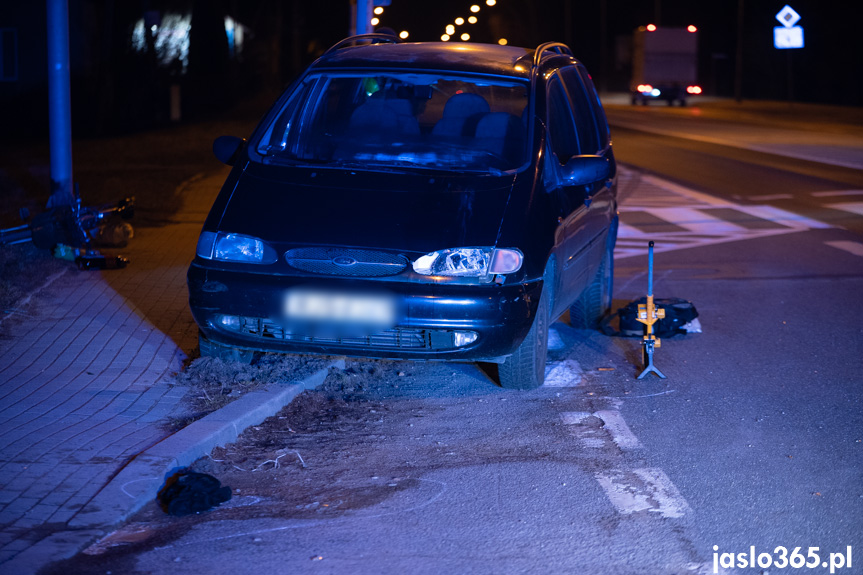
[0,169,226,570]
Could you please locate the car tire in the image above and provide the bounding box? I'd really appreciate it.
[198,331,255,364]
[498,283,549,390]
[570,239,614,329]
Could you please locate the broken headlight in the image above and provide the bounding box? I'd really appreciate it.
[412,247,522,277]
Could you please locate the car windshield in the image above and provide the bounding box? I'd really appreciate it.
[256,71,530,172]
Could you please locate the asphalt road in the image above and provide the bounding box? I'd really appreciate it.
[602,110,863,574]
[610,125,863,235]
[46,105,863,575]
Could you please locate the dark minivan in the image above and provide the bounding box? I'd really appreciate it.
[188,35,618,389]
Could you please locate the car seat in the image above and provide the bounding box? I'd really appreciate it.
[432,93,490,137]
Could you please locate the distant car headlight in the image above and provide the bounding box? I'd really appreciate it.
[196,231,277,264]
[412,247,522,277]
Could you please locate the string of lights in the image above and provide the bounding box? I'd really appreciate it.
[369,1,505,45]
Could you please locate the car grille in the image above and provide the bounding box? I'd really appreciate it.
[285,247,408,277]
[227,316,459,350]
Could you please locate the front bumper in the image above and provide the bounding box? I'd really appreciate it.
[188,263,543,362]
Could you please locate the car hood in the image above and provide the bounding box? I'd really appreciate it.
[215,162,517,254]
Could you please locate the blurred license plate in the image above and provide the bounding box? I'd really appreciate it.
[283,287,397,329]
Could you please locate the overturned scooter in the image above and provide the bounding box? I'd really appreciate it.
[0,184,134,270]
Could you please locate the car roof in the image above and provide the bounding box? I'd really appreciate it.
[312,41,537,79]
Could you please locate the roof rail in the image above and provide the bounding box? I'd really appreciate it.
[532,42,573,68]
[322,33,400,57]
[520,42,573,85]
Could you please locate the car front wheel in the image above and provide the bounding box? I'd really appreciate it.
[498,285,549,390]
[570,239,614,329]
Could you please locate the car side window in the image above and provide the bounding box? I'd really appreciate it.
[546,75,579,165]
[257,79,316,155]
[576,65,610,151]
[560,66,601,155]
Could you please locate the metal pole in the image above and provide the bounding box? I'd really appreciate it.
[599,0,607,93]
[786,50,794,103]
[47,0,74,207]
[355,0,372,35]
[647,241,654,297]
[734,0,744,102]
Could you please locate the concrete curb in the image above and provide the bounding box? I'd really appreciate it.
[7,358,343,575]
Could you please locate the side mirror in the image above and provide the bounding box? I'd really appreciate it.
[213,135,245,166]
[560,155,610,187]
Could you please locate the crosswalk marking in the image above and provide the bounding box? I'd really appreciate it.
[731,204,831,229]
[828,202,863,216]
[650,207,749,235]
[616,169,834,259]
[639,174,728,206]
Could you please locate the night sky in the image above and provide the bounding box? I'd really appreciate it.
[1,0,858,142]
[340,0,862,105]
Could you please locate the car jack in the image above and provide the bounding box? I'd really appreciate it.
[636,241,666,379]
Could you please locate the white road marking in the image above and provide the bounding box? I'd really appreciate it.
[560,411,612,448]
[595,468,691,518]
[826,240,863,257]
[543,359,583,387]
[828,202,863,216]
[651,207,748,235]
[560,402,691,518]
[559,411,592,425]
[560,409,642,449]
[594,410,643,449]
[734,204,831,229]
[811,189,863,197]
[616,171,833,259]
[640,174,730,206]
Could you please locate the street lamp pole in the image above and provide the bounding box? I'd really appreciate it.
[46,0,74,207]
[352,0,373,35]
[600,0,608,93]
[734,0,744,102]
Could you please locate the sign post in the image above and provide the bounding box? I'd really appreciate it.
[773,5,803,50]
[773,5,803,102]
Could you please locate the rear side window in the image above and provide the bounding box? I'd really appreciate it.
[546,76,579,164]
[576,65,610,150]
[559,66,601,155]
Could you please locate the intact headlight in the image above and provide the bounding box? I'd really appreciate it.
[196,231,277,264]
[412,247,522,277]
